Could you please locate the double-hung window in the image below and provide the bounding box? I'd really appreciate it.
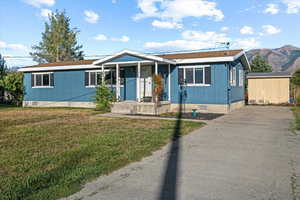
[178,66,211,86]
[31,72,54,88]
[239,69,244,87]
[230,67,237,86]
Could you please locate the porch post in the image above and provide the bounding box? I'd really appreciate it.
[155,62,158,75]
[101,64,104,85]
[168,64,171,102]
[137,62,141,102]
[116,64,120,101]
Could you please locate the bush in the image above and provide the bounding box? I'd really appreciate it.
[94,84,115,112]
[0,71,24,106]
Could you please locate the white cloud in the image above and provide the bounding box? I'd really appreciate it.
[24,0,55,7]
[40,9,52,19]
[0,41,28,51]
[234,38,260,50]
[221,26,229,31]
[84,10,99,24]
[152,20,183,29]
[112,36,130,42]
[134,0,224,22]
[145,30,230,51]
[240,26,254,35]
[112,0,117,3]
[262,25,281,35]
[264,3,279,14]
[94,34,107,41]
[283,0,300,13]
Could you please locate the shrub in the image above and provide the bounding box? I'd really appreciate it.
[153,74,163,104]
[0,71,24,106]
[94,84,115,112]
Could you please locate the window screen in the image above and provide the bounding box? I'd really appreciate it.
[195,68,204,84]
[185,68,194,84]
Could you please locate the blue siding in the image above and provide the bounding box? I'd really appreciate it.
[23,61,245,106]
[24,70,96,102]
[110,54,145,62]
[229,60,245,103]
[24,68,132,102]
[171,64,229,105]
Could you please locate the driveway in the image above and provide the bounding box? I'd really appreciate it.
[65,106,300,200]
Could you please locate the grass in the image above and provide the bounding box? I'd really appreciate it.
[0,107,203,200]
[292,106,300,130]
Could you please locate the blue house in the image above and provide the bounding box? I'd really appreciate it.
[19,49,250,114]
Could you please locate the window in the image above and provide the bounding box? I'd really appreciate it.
[31,72,54,88]
[85,69,125,87]
[239,69,244,87]
[230,67,236,86]
[178,66,211,86]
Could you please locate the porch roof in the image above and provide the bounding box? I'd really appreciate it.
[92,50,176,65]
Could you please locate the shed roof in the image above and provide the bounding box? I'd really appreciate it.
[247,72,292,78]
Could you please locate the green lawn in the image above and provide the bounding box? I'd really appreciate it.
[293,107,300,130]
[0,107,203,200]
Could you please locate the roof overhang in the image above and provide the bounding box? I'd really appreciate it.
[174,50,251,71]
[92,49,176,65]
[18,64,99,72]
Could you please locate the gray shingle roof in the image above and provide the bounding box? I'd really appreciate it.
[247,72,292,78]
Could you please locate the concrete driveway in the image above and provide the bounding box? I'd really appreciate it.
[65,106,300,200]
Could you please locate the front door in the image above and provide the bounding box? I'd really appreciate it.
[140,66,152,100]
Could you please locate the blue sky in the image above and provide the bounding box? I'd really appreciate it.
[1,0,300,67]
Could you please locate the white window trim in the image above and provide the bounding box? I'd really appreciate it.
[179,65,211,86]
[85,69,124,88]
[32,72,54,88]
[239,69,244,87]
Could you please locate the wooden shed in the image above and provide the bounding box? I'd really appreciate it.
[247,72,292,105]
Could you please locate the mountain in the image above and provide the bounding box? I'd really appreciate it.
[246,45,300,72]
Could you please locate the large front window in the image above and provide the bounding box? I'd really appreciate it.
[178,66,211,86]
[85,69,124,87]
[31,72,54,88]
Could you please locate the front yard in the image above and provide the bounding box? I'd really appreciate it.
[0,107,203,200]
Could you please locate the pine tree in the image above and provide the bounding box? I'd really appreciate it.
[250,55,273,72]
[30,10,84,64]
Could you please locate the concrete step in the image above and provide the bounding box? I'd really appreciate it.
[111,102,138,114]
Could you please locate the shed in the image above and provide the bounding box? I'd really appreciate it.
[247,72,292,104]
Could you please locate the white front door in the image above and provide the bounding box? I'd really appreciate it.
[140,66,152,98]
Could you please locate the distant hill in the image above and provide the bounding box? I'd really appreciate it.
[246,45,300,72]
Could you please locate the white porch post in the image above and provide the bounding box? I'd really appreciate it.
[168,64,171,102]
[155,62,158,75]
[137,62,141,102]
[116,64,120,101]
[101,64,104,85]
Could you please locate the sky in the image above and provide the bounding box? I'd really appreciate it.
[0,0,300,67]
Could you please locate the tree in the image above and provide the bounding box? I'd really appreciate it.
[30,10,84,64]
[0,54,8,103]
[291,69,300,105]
[0,71,24,106]
[250,55,273,72]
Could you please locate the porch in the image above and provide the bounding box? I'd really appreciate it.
[92,50,175,114]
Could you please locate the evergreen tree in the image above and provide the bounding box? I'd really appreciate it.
[30,10,84,64]
[250,55,273,72]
